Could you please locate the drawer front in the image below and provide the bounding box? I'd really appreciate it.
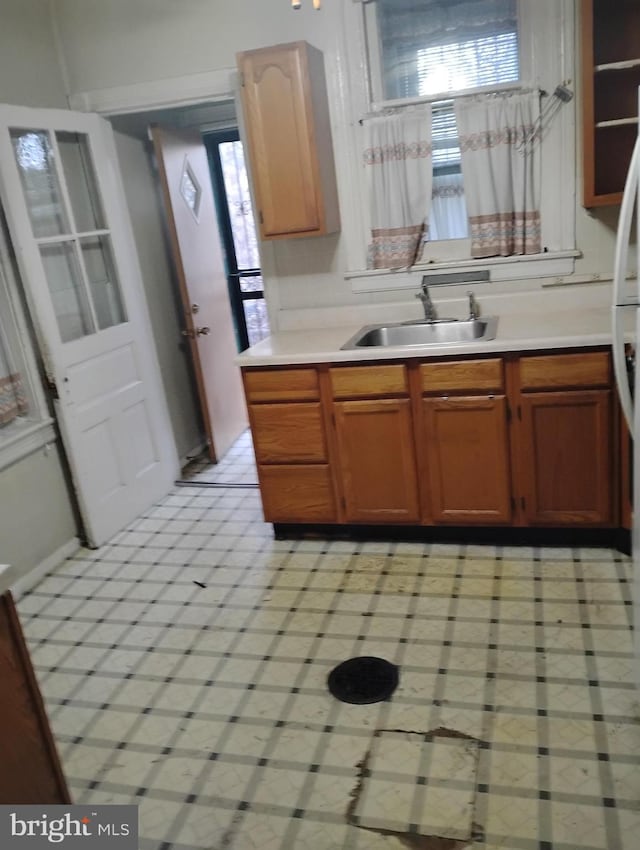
[258,464,336,523]
[330,365,409,398]
[420,358,504,394]
[251,402,327,463]
[520,352,610,391]
[244,368,319,402]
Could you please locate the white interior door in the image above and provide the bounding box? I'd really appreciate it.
[0,104,179,546]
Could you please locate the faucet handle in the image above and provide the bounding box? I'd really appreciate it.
[467,290,479,320]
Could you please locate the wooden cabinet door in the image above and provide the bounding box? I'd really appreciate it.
[0,593,70,804]
[237,42,339,239]
[423,396,512,524]
[334,399,420,523]
[250,402,327,464]
[259,465,336,523]
[519,390,612,525]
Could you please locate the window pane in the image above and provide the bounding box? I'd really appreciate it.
[10,130,70,238]
[80,236,126,330]
[239,274,263,294]
[376,0,519,100]
[40,242,95,342]
[242,298,270,348]
[57,132,105,232]
[219,141,260,270]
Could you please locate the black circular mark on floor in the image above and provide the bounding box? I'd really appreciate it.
[327,656,399,705]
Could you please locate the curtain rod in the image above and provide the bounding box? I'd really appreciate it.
[359,83,544,124]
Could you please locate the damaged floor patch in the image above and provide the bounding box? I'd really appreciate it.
[350,728,480,844]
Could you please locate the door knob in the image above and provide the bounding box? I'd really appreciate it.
[181,326,210,339]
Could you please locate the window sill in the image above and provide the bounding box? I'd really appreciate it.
[0,418,57,472]
[346,250,581,294]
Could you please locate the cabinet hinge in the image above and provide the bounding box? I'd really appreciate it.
[506,404,512,423]
[520,496,526,510]
[258,210,264,225]
[517,405,522,420]
[510,496,516,511]
[340,495,346,511]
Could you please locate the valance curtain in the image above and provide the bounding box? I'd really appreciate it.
[0,321,27,426]
[455,91,541,258]
[363,107,433,269]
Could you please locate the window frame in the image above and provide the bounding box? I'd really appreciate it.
[0,214,55,472]
[344,0,577,287]
[363,0,527,110]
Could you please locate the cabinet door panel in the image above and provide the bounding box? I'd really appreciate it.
[251,402,326,463]
[334,399,420,523]
[0,593,70,803]
[520,390,612,525]
[259,464,336,522]
[424,396,512,524]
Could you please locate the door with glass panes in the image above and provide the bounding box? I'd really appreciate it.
[205,130,269,351]
[0,104,178,546]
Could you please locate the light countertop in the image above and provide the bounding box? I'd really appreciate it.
[237,305,628,368]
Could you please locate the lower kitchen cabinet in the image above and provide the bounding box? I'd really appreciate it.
[519,389,612,525]
[258,464,336,522]
[242,347,620,533]
[423,395,512,524]
[0,592,70,804]
[333,398,420,523]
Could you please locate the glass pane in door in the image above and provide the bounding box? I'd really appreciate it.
[80,235,126,329]
[57,132,105,232]
[243,298,270,347]
[219,141,259,269]
[10,130,70,238]
[40,242,95,342]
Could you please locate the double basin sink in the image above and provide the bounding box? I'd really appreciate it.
[341,316,498,350]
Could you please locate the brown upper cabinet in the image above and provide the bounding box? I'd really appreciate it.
[580,0,640,206]
[237,41,340,240]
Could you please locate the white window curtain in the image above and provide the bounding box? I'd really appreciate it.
[0,322,27,426]
[455,91,541,258]
[363,107,433,269]
[430,172,469,241]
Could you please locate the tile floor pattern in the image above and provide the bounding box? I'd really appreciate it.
[16,485,640,849]
[179,430,258,486]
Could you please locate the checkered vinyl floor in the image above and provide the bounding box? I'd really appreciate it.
[179,430,258,486]
[16,439,640,849]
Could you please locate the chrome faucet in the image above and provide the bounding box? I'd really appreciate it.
[467,290,480,320]
[416,280,437,322]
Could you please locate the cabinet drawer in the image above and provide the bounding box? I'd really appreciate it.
[250,402,326,463]
[244,368,319,402]
[420,358,503,394]
[330,365,408,398]
[258,464,336,522]
[520,352,610,391]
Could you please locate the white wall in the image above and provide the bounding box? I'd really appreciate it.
[52,0,624,323]
[0,0,68,108]
[0,0,78,583]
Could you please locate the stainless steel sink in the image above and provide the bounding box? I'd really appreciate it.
[341,316,498,349]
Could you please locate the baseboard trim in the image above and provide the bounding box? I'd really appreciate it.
[272,523,623,549]
[10,539,81,600]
